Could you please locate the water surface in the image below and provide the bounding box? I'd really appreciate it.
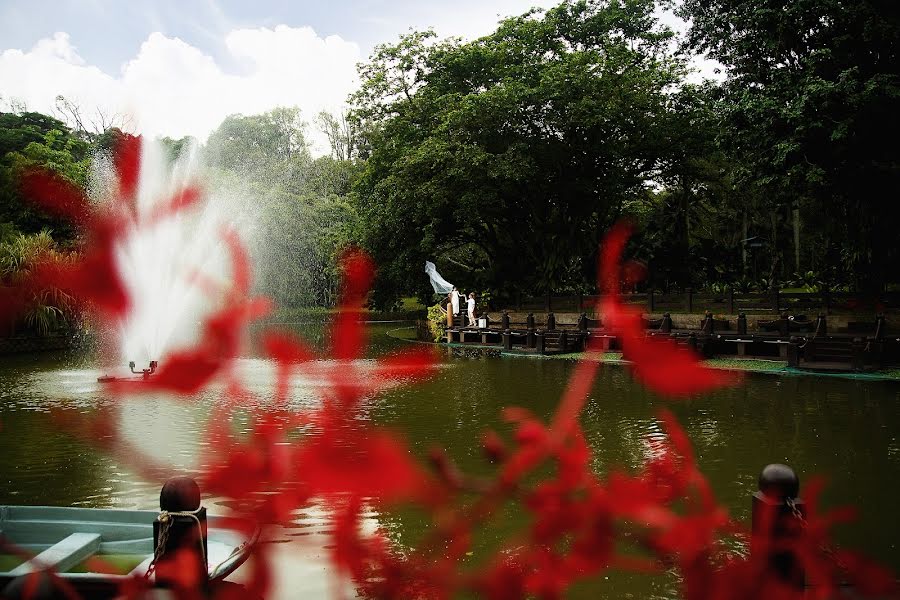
[1,323,898,597]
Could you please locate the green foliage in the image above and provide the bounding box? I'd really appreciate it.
[205,107,362,308]
[206,107,311,180]
[0,230,77,336]
[426,303,448,342]
[680,0,900,291]
[0,112,90,242]
[351,0,687,308]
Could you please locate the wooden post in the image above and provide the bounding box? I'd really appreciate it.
[814,313,827,337]
[154,477,208,589]
[535,331,545,354]
[728,288,735,314]
[737,313,747,336]
[648,289,656,313]
[772,287,780,313]
[787,338,800,367]
[852,337,865,371]
[752,464,805,590]
[778,312,789,337]
[547,312,556,331]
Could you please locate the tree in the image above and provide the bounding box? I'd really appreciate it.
[679,0,900,291]
[205,108,360,309]
[0,112,90,242]
[350,0,687,308]
[53,95,133,143]
[205,107,311,180]
[315,110,358,161]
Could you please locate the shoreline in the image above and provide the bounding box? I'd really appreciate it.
[386,327,900,383]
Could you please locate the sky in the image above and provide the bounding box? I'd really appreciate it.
[0,0,718,155]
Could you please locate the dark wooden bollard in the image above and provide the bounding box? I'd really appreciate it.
[687,333,697,351]
[502,331,512,350]
[851,337,865,371]
[737,312,747,336]
[661,313,672,333]
[547,312,556,331]
[501,311,510,330]
[752,464,805,589]
[578,312,588,331]
[559,330,568,351]
[526,313,535,330]
[778,312,790,337]
[814,313,827,337]
[153,477,208,588]
[701,311,714,335]
[535,331,545,354]
[875,313,885,341]
[787,337,800,367]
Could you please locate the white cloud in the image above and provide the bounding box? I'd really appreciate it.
[0,26,362,153]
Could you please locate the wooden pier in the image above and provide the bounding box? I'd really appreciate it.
[441,310,898,372]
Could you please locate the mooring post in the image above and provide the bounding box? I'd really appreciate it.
[153,477,208,589]
[578,312,588,331]
[737,312,747,336]
[501,310,510,331]
[778,312,790,337]
[535,331,545,354]
[787,337,800,367]
[701,311,714,335]
[728,288,735,314]
[526,312,535,330]
[852,337,865,371]
[814,313,827,337]
[687,333,697,351]
[547,312,556,331]
[559,330,568,352]
[752,464,806,590]
[502,331,512,350]
[661,312,672,333]
[875,313,885,341]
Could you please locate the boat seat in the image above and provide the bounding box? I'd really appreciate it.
[10,533,101,575]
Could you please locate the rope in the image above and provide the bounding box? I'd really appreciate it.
[145,507,206,581]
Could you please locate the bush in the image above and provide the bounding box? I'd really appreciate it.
[426,303,448,342]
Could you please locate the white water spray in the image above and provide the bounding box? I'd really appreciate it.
[99,140,249,366]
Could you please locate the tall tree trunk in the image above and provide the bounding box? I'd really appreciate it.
[742,207,748,275]
[792,205,800,273]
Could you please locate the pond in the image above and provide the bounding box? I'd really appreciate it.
[1,322,898,597]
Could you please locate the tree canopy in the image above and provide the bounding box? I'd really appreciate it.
[351,0,689,307]
[679,0,900,290]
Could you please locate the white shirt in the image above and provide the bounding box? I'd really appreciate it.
[467,297,475,312]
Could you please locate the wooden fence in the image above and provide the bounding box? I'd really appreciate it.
[511,290,900,315]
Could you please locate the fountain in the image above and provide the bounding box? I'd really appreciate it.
[95,138,251,382]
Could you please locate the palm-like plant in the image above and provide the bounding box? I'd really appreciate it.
[0,230,78,336]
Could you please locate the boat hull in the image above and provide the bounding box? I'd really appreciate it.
[0,505,259,596]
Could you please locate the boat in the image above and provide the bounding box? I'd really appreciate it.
[0,505,259,596]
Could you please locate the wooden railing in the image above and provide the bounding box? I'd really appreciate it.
[509,290,900,314]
